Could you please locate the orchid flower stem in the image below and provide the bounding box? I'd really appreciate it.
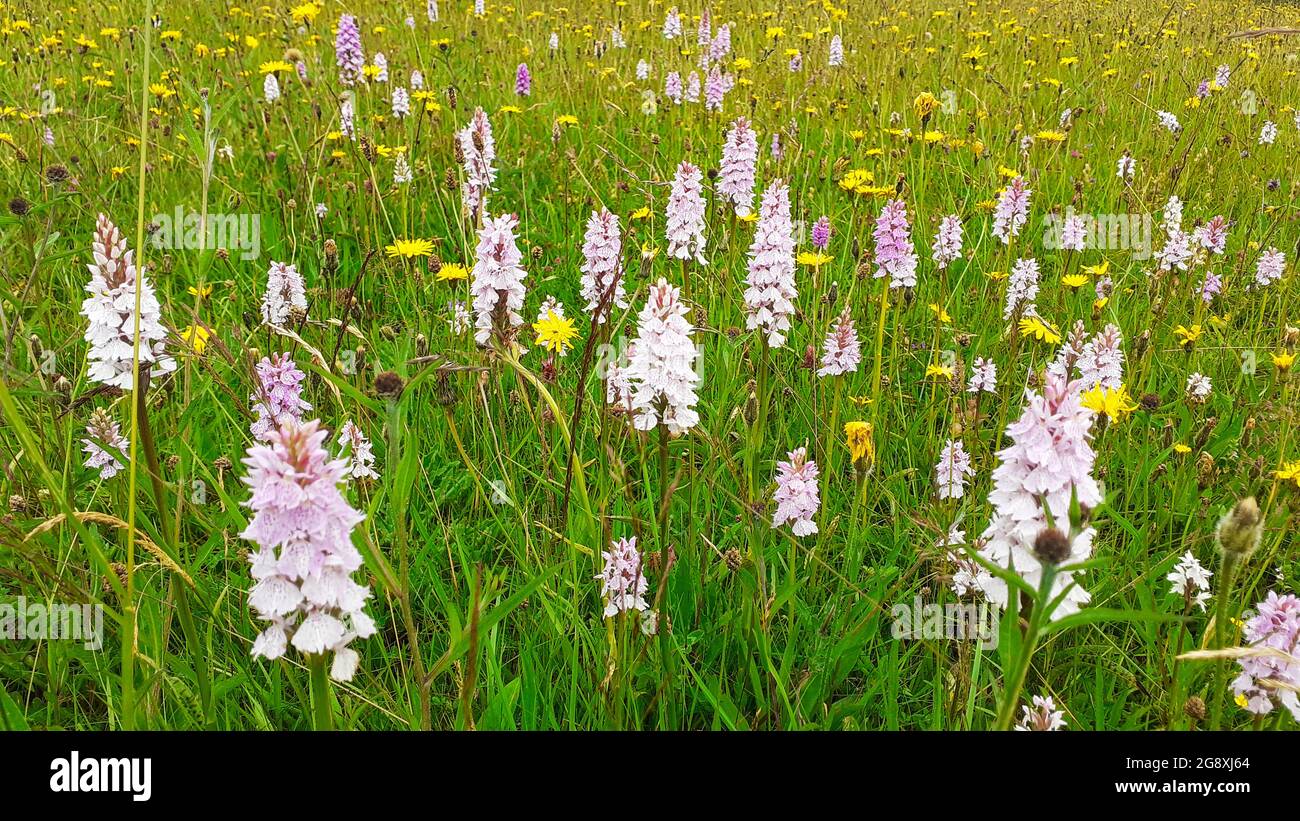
[1209,551,1240,731]
[309,654,333,731]
[995,563,1057,730]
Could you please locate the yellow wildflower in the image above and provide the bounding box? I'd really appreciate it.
[913,92,940,121]
[1019,316,1062,344]
[1080,384,1139,422]
[385,238,434,259]
[1275,460,1300,489]
[925,363,955,381]
[1174,324,1203,349]
[291,3,321,24]
[844,421,875,467]
[533,310,579,356]
[436,263,469,282]
[180,325,211,355]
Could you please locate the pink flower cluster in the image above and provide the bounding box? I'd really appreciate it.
[772,448,820,536]
[1075,324,1125,390]
[718,118,758,216]
[579,209,626,323]
[1232,592,1300,719]
[992,176,1031,244]
[334,14,364,86]
[976,375,1101,619]
[470,213,528,345]
[82,408,129,480]
[744,180,797,347]
[250,353,312,442]
[243,419,374,682]
[934,439,974,500]
[1003,256,1040,319]
[931,214,963,269]
[596,536,649,617]
[81,214,175,391]
[625,278,700,433]
[872,199,918,289]
[967,357,998,394]
[457,108,497,221]
[817,307,861,377]
[666,161,708,265]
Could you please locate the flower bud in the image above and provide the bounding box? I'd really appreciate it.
[1033,527,1071,565]
[1215,496,1262,560]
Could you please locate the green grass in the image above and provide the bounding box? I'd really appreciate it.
[0,0,1297,730]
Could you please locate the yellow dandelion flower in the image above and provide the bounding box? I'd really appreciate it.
[1061,273,1088,289]
[1274,460,1300,489]
[385,238,434,259]
[797,251,832,266]
[913,92,940,121]
[1080,384,1139,422]
[928,303,951,323]
[1173,443,1192,454]
[534,311,580,356]
[1174,324,1203,348]
[844,421,875,466]
[1019,316,1062,344]
[925,363,955,380]
[291,3,321,24]
[1082,259,1110,277]
[436,263,469,282]
[180,325,211,355]
[1272,351,1295,372]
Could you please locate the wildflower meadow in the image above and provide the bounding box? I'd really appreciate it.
[3,0,1300,736]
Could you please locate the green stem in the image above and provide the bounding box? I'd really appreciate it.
[1209,551,1240,731]
[310,654,333,731]
[120,0,155,731]
[994,564,1057,730]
